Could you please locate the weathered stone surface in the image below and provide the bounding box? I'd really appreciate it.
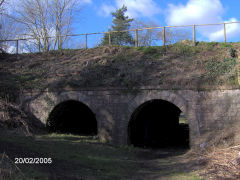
[21,89,240,148]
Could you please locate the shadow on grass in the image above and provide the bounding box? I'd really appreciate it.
[0,131,205,180]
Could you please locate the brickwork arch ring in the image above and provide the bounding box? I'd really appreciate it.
[33,91,97,124]
[127,91,188,128]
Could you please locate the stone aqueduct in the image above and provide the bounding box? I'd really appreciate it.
[20,87,240,148]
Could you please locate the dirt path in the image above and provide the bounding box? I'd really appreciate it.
[1,131,239,180]
[0,136,204,180]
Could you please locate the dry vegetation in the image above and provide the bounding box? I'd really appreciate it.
[1,42,240,179]
[0,153,25,180]
[196,146,240,179]
[0,99,45,135]
[0,41,240,101]
[0,131,240,179]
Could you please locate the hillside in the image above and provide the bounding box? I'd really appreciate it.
[1,41,240,179]
[0,41,240,101]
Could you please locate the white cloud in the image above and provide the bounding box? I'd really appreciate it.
[99,0,161,18]
[98,4,116,17]
[166,0,223,25]
[166,0,239,41]
[4,44,28,54]
[5,46,16,54]
[208,18,240,41]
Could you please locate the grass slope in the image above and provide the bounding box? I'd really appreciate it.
[0,42,240,101]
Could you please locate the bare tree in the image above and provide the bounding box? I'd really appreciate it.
[164,27,191,44]
[0,0,4,11]
[132,19,191,46]
[0,0,5,33]
[50,0,77,50]
[131,19,160,46]
[10,0,51,52]
[0,15,19,40]
[0,0,6,52]
[10,0,79,52]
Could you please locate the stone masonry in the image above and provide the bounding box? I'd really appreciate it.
[20,88,240,149]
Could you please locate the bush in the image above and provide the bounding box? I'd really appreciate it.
[172,43,199,56]
[142,46,158,54]
[205,57,236,79]
[229,48,237,58]
[220,43,233,48]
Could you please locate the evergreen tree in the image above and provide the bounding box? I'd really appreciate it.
[101,5,134,46]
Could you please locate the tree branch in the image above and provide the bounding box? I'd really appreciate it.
[0,0,4,8]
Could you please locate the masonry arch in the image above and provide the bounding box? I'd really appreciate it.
[46,100,97,135]
[127,92,190,148]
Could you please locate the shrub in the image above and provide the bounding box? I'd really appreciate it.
[220,43,233,48]
[142,46,158,54]
[229,48,237,58]
[205,57,236,79]
[172,43,199,56]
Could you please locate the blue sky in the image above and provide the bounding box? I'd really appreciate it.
[4,0,240,52]
[74,0,240,43]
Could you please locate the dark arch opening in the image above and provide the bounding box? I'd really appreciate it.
[46,100,97,135]
[128,99,189,149]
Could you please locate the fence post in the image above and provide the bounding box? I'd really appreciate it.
[135,29,138,47]
[85,34,88,49]
[108,32,111,46]
[163,26,166,46]
[16,40,19,54]
[193,25,196,46]
[223,23,226,43]
[38,39,41,52]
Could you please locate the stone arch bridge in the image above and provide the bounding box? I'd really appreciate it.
[20,87,240,148]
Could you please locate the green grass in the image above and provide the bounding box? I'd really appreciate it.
[0,132,139,179]
[198,41,218,49]
[220,43,233,48]
[142,46,158,54]
[171,43,200,56]
[179,116,187,124]
[135,46,166,58]
[0,131,202,180]
[169,173,203,180]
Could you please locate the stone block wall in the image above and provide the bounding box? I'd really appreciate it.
[21,88,240,149]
